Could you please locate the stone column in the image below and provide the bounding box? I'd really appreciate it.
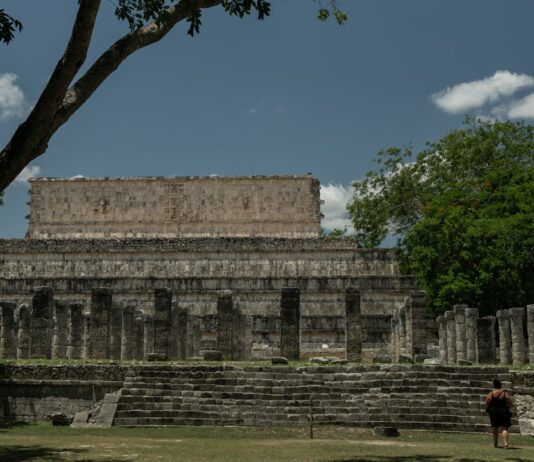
[0,302,17,358]
[509,307,526,365]
[143,314,154,360]
[178,307,188,360]
[527,305,534,365]
[243,315,253,361]
[393,314,401,362]
[408,291,428,357]
[280,287,300,360]
[389,316,397,362]
[454,304,467,362]
[232,309,253,361]
[67,303,84,359]
[109,301,123,360]
[465,308,479,363]
[12,307,19,354]
[30,287,54,359]
[121,305,135,361]
[187,317,201,359]
[477,316,496,364]
[398,307,407,355]
[17,304,31,359]
[153,288,172,360]
[437,315,447,364]
[444,310,456,364]
[82,312,91,359]
[170,301,179,360]
[52,301,68,359]
[134,311,145,360]
[345,287,362,361]
[496,309,512,365]
[89,288,112,359]
[216,290,234,360]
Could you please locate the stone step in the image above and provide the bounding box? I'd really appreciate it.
[121,381,497,394]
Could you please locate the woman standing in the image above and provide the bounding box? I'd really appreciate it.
[485,378,513,448]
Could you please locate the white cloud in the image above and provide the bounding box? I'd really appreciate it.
[0,73,28,121]
[320,184,354,233]
[15,165,41,184]
[506,92,534,119]
[431,70,534,114]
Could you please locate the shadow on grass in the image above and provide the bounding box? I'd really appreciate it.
[325,455,531,462]
[0,444,133,462]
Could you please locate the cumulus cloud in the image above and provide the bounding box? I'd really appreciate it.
[15,165,41,184]
[320,184,354,233]
[506,93,534,119]
[0,73,28,120]
[431,70,534,114]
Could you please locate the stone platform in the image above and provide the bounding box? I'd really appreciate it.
[2,364,533,434]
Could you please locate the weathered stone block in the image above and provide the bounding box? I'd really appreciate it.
[216,290,234,360]
[121,305,135,361]
[30,287,54,359]
[509,307,526,365]
[496,309,512,365]
[110,301,123,360]
[280,287,300,361]
[52,301,68,359]
[0,302,17,358]
[477,316,496,364]
[153,288,172,360]
[66,303,83,359]
[89,288,112,359]
[203,350,223,361]
[345,287,362,362]
[17,304,31,359]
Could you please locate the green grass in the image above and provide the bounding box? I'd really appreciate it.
[1,423,533,461]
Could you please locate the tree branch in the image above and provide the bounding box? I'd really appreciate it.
[0,0,101,191]
[49,0,222,136]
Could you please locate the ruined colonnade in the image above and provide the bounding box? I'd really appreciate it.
[0,286,377,361]
[435,304,534,365]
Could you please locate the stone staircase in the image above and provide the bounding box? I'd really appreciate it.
[113,365,517,432]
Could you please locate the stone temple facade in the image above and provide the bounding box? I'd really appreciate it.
[0,176,425,360]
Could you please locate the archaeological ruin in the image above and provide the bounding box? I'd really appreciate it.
[1,175,534,433]
[0,175,424,361]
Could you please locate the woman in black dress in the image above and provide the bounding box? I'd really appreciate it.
[485,378,512,448]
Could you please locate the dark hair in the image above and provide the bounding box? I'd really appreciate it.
[493,379,502,389]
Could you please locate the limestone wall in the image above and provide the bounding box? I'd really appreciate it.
[27,176,321,238]
[0,238,416,357]
[0,364,126,422]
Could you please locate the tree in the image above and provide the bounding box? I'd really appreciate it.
[0,0,347,193]
[348,118,534,315]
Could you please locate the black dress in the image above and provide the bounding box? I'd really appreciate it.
[487,391,511,428]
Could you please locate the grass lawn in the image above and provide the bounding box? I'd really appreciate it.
[1,423,534,462]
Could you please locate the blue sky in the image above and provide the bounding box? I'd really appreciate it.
[1,0,534,237]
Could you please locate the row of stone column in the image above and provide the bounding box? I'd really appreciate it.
[0,287,201,361]
[390,291,430,362]
[436,304,534,365]
[1,285,367,362]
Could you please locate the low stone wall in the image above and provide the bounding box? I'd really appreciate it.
[2,364,534,433]
[0,364,127,422]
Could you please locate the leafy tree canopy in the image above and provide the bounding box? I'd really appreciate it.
[348,118,534,315]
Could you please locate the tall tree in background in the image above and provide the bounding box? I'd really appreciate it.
[348,118,534,315]
[0,1,347,193]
